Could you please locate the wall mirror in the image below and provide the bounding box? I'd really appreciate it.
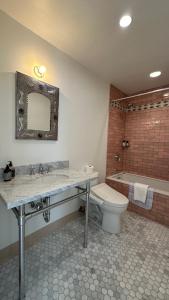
[16,72,59,140]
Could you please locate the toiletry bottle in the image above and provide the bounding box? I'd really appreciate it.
[8,161,15,178]
[122,140,126,148]
[3,163,12,181]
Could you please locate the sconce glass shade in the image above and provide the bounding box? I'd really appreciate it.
[34,65,46,78]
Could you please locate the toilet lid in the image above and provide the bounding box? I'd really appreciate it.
[91,183,129,207]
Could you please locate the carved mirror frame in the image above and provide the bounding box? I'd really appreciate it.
[16,71,59,140]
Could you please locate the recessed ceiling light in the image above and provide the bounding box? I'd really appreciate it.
[119,15,132,28]
[149,71,161,78]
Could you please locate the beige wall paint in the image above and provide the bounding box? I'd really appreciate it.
[0,11,109,249]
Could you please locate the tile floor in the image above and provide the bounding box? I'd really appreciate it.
[0,211,169,300]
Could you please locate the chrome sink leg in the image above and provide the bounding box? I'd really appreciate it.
[18,205,25,299]
[84,181,90,248]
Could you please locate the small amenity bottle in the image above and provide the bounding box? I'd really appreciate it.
[3,163,12,181]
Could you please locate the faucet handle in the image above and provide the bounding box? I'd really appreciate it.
[39,164,44,174]
[30,165,36,175]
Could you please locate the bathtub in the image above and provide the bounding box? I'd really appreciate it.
[106,172,169,226]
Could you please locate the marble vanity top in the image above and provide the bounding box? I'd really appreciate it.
[0,169,98,209]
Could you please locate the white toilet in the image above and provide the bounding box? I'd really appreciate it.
[90,183,129,234]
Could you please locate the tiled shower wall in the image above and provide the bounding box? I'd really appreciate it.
[107,85,169,181]
[106,86,126,176]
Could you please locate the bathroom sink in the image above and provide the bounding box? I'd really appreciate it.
[34,174,69,185]
[46,173,69,178]
[12,175,36,185]
[10,174,69,187]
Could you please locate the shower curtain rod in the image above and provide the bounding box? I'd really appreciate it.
[113,87,169,102]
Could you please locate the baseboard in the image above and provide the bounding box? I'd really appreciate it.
[0,211,80,264]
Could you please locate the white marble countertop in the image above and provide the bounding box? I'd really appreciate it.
[0,169,98,209]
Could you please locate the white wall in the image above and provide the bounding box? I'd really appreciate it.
[0,11,109,249]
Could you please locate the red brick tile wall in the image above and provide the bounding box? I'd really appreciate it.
[106,85,126,176]
[123,108,169,180]
[109,84,126,100]
[106,179,169,227]
[106,84,169,181]
[106,179,128,196]
[106,85,169,225]
[106,108,125,175]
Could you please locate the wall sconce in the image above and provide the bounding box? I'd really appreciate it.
[33,65,47,78]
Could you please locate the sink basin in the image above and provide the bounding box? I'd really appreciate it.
[13,175,36,185]
[34,174,69,185]
[9,173,69,188]
[46,173,69,178]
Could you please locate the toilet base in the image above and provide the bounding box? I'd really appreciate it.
[102,211,121,234]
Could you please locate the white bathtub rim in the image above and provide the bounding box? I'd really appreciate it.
[106,172,169,197]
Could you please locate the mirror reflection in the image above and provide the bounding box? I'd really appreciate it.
[27,92,51,131]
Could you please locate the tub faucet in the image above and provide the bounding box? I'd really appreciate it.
[112,169,120,175]
[30,165,36,175]
[46,165,51,173]
[114,154,121,161]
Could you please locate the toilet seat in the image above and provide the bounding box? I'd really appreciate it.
[91,183,128,207]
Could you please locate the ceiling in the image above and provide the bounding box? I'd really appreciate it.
[1,0,169,94]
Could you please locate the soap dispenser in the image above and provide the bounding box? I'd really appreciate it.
[8,161,15,178]
[3,163,12,181]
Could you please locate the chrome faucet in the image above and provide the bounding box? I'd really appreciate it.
[39,164,44,174]
[114,154,121,161]
[30,165,36,175]
[46,165,50,173]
